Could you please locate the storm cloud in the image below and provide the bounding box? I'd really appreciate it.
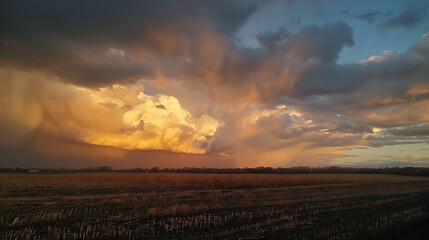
[1,0,429,168]
[0,0,260,86]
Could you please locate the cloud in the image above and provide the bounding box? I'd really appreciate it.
[0,68,219,154]
[283,21,355,62]
[379,5,428,29]
[387,124,429,136]
[0,67,349,167]
[0,0,260,87]
[110,91,220,153]
[2,1,429,168]
[360,50,401,64]
[355,11,384,23]
[351,10,393,24]
[2,1,428,105]
[1,59,428,167]
[256,28,290,49]
[294,32,429,101]
[335,122,374,134]
[1,0,359,103]
[0,130,235,169]
[204,102,379,167]
[1,0,360,104]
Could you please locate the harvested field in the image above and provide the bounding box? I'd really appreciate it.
[1,173,429,239]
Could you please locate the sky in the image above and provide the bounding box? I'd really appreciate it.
[1,0,429,169]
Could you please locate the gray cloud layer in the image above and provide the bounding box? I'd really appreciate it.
[0,0,260,86]
[388,124,429,136]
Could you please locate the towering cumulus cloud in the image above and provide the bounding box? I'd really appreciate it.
[1,0,429,168]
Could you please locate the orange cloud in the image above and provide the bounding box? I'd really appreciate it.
[0,68,219,154]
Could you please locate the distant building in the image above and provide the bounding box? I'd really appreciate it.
[29,169,39,173]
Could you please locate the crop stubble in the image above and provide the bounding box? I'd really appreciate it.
[1,173,429,239]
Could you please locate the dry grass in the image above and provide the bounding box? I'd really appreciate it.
[0,173,424,192]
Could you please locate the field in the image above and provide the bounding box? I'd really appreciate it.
[1,173,429,239]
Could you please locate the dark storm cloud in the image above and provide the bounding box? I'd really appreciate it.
[256,28,290,49]
[0,0,259,44]
[293,63,365,96]
[0,0,260,87]
[388,124,429,136]
[210,21,357,102]
[284,21,354,62]
[0,0,361,101]
[379,5,428,29]
[2,1,429,113]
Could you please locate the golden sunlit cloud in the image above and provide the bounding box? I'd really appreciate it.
[84,88,220,153]
[0,68,219,154]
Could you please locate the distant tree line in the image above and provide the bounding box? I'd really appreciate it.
[1,166,429,176]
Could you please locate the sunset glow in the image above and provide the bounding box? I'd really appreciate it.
[1,0,429,168]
